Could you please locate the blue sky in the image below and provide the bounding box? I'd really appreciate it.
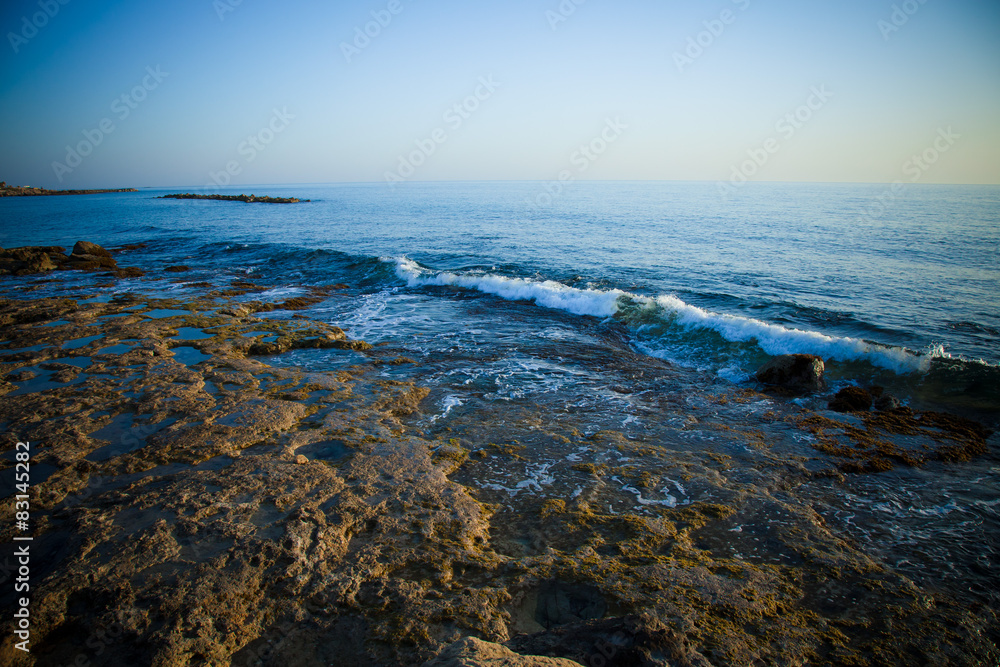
[0,0,997,188]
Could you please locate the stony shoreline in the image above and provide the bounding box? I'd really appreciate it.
[0,183,138,197]
[0,244,996,666]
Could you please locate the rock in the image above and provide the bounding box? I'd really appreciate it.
[829,386,873,413]
[506,614,712,667]
[295,454,309,465]
[0,246,63,275]
[423,637,585,667]
[875,394,902,411]
[218,304,252,318]
[164,265,190,272]
[71,241,112,258]
[755,354,825,392]
[114,267,145,278]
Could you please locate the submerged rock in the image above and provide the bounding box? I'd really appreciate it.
[875,394,902,411]
[755,354,825,392]
[829,386,873,413]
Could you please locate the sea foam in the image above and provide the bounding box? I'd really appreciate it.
[391,258,936,375]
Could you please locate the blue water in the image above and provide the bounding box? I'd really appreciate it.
[2,181,999,613]
[1,181,998,417]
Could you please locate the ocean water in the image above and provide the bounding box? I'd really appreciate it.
[2,181,997,416]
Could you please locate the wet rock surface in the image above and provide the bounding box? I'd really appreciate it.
[0,265,996,666]
[755,354,825,392]
[0,241,144,278]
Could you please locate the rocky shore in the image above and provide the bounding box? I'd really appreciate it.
[0,243,996,666]
[0,242,145,278]
[159,193,308,204]
[0,182,138,197]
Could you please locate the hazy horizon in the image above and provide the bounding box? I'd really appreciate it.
[1,0,998,190]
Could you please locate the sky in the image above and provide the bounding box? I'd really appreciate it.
[0,0,998,189]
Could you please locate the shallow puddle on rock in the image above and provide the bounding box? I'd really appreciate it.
[58,357,92,368]
[0,343,54,355]
[86,414,180,462]
[295,439,351,462]
[241,331,279,342]
[96,343,134,355]
[172,346,211,366]
[172,327,213,341]
[61,334,104,350]
[0,458,58,496]
[39,320,70,327]
[144,309,190,319]
[5,366,87,396]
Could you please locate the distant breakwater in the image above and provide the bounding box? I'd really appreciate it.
[159,193,308,204]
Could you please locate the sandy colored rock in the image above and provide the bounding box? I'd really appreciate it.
[71,240,113,258]
[423,637,584,666]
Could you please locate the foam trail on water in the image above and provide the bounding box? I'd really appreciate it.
[394,258,623,317]
[649,295,933,374]
[391,258,935,375]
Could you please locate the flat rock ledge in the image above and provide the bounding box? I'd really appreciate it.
[423,637,584,666]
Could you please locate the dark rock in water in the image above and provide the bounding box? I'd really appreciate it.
[164,265,190,273]
[875,394,902,411]
[0,246,63,275]
[0,241,135,275]
[158,192,308,204]
[71,241,113,258]
[755,354,825,392]
[829,386,873,413]
[113,267,145,278]
[424,637,584,666]
[67,241,118,270]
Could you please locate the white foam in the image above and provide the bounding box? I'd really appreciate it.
[430,395,463,423]
[389,257,938,376]
[394,258,622,317]
[650,294,932,374]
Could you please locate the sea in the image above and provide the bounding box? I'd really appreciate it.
[2,180,999,620]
